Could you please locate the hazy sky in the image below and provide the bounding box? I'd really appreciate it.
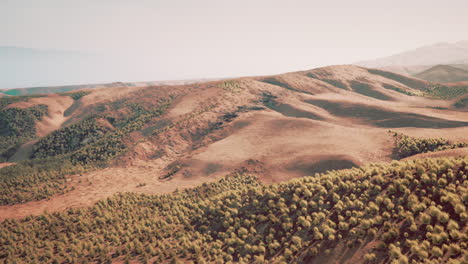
[1,0,468,87]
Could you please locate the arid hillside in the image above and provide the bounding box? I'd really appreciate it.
[0,65,467,264]
[1,65,468,218]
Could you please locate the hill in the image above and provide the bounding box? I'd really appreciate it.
[0,65,467,263]
[0,65,467,209]
[414,65,468,83]
[373,64,468,77]
[355,41,468,68]
[449,64,468,71]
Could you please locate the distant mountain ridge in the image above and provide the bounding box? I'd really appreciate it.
[355,40,468,67]
[0,82,129,96]
[0,79,222,96]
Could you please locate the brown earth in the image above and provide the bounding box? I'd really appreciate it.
[1,65,467,219]
[0,163,14,169]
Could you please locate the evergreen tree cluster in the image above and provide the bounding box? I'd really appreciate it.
[392,132,468,159]
[1,157,466,263]
[425,84,468,100]
[32,118,110,159]
[0,104,49,161]
[0,100,172,205]
[61,91,92,100]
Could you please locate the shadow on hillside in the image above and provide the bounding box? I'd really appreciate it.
[350,80,393,101]
[287,157,358,176]
[305,73,349,90]
[260,77,314,95]
[64,100,82,117]
[367,68,429,90]
[305,99,468,128]
[262,92,323,120]
[382,83,415,96]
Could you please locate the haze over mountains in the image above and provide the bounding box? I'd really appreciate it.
[354,40,468,84]
[356,40,468,68]
[3,40,468,96]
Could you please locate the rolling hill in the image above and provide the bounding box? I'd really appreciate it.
[1,65,468,207]
[414,65,468,83]
[0,65,467,263]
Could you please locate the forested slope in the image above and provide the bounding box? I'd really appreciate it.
[0,156,467,263]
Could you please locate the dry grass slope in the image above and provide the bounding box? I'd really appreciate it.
[0,64,467,223]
